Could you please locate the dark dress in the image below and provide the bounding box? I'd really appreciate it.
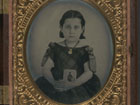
[36,42,101,104]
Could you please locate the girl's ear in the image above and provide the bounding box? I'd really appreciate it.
[82,26,85,31]
[82,26,85,33]
[60,26,64,33]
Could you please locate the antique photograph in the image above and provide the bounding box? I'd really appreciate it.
[26,0,113,104]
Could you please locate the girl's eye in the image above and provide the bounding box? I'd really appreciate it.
[74,26,80,29]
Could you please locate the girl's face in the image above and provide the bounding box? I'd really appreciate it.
[61,18,84,42]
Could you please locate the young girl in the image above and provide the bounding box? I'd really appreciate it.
[36,10,101,104]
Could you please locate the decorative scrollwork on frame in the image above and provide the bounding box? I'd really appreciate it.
[13,0,127,105]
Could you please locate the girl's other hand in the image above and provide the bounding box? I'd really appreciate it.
[53,80,77,92]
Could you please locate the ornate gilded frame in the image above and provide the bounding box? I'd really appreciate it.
[11,0,129,105]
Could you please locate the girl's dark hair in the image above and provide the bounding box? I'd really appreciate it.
[59,10,85,39]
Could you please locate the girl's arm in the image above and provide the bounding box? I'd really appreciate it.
[62,62,93,91]
[42,57,56,85]
[73,62,93,87]
[42,57,67,91]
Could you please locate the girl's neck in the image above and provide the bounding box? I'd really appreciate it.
[65,40,80,47]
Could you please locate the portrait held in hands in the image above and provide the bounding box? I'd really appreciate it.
[26,0,113,104]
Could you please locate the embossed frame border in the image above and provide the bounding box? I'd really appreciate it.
[10,0,130,105]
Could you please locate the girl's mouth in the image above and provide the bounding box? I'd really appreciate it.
[69,36,75,38]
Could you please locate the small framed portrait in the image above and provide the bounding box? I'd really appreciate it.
[12,0,130,105]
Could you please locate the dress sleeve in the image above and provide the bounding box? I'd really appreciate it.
[41,42,55,67]
[85,46,96,73]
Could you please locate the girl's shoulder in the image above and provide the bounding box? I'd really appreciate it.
[55,41,65,47]
[47,42,58,49]
[78,39,89,47]
[48,42,55,47]
[79,40,94,53]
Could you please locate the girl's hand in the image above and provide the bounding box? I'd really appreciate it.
[53,80,66,88]
[53,80,77,92]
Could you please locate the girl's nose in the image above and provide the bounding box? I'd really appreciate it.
[70,28,75,34]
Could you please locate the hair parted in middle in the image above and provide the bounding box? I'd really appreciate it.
[59,10,86,39]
